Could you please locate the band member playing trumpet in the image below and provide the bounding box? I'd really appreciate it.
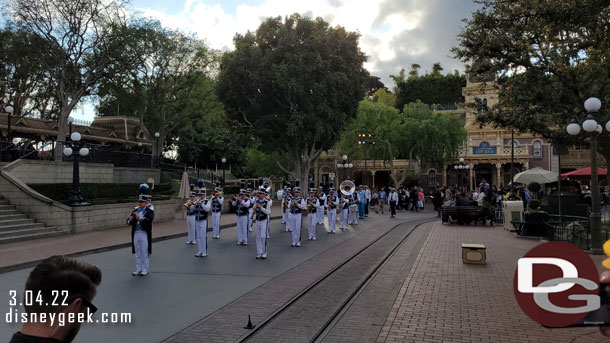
[317,183,327,225]
[185,191,197,244]
[211,188,223,239]
[339,193,349,229]
[194,189,211,257]
[254,187,272,259]
[233,190,251,245]
[289,187,307,247]
[247,188,255,232]
[283,188,293,232]
[127,195,154,276]
[306,189,322,240]
[326,188,339,233]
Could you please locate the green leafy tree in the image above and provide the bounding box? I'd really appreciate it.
[0,29,59,119]
[5,0,134,160]
[452,0,610,172]
[96,19,219,166]
[337,100,465,187]
[369,88,396,107]
[217,14,369,194]
[392,63,466,111]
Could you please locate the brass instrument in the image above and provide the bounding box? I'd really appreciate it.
[340,180,356,196]
[182,199,194,209]
[307,198,313,212]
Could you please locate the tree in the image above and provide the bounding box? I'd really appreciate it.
[452,0,610,172]
[217,14,369,194]
[0,29,59,119]
[370,88,396,107]
[392,63,466,111]
[366,76,385,96]
[336,100,465,187]
[96,20,219,166]
[5,0,133,160]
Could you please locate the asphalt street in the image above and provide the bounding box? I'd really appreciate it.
[1,211,434,343]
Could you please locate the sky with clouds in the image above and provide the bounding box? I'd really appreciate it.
[72,0,481,120]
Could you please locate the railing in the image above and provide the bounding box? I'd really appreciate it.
[0,142,55,162]
[546,215,591,249]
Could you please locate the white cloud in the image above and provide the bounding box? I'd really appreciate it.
[133,0,480,86]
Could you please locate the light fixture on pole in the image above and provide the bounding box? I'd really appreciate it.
[566,97,603,253]
[63,125,90,206]
[151,132,160,168]
[5,105,14,143]
[221,157,227,186]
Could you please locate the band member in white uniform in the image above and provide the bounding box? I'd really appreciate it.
[185,191,197,244]
[211,188,223,239]
[254,187,272,259]
[233,190,251,245]
[317,183,326,225]
[306,189,321,240]
[326,188,339,233]
[128,195,154,276]
[281,184,289,224]
[194,189,210,257]
[283,189,292,232]
[348,192,359,225]
[339,193,349,229]
[289,187,307,247]
[247,188,255,232]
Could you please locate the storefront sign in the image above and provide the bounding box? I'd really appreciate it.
[473,142,496,155]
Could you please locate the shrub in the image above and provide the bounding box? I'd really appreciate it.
[29,182,173,203]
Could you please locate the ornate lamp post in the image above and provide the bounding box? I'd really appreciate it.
[566,97,604,253]
[221,157,227,186]
[454,158,469,188]
[5,105,13,143]
[151,132,160,168]
[63,119,90,206]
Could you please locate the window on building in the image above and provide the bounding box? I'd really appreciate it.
[533,141,542,157]
[428,170,437,187]
[507,140,519,148]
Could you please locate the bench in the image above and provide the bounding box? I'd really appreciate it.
[441,206,493,226]
[512,212,552,237]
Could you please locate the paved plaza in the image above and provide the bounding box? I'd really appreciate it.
[2,210,610,342]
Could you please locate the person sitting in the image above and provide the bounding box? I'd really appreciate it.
[456,193,470,207]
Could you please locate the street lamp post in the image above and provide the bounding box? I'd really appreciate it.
[151,132,160,168]
[566,97,604,253]
[454,158,469,189]
[63,122,90,206]
[221,157,227,187]
[5,105,13,143]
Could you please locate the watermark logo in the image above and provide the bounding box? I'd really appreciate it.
[513,241,600,327]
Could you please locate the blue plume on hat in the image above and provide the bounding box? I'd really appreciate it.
[295,179,300,187]
[216,180,221,186]
[329,180,334,186]
[189,183,195,191]
[309,179,315,188]
[247,181,253,188]
[197,179,204,188]
[139,183,150,194]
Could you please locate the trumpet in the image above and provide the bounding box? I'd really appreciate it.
[307,198,312,212]
[182,199,194,208]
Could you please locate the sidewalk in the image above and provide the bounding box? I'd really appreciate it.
[376,222,608,343]
[0,206,283,272]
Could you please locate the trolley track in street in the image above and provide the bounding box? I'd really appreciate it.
[237,216,436,343]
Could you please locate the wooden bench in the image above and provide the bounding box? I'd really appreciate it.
[441,206,493,225]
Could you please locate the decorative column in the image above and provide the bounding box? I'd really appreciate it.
[371,170,376,188]
[469,164,474,191]
[442,164,447,186]
[495,163,502,187]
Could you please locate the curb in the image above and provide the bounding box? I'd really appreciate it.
[0,215,283,274]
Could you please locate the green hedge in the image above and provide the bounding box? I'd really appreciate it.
[29,182,173,204]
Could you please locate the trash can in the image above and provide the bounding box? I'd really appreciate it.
[503,201,524,231]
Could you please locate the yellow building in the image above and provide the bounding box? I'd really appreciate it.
[450,74,553,189]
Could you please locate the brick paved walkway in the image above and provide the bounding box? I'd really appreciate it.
[376,222,610,343]
[0,207,283,271]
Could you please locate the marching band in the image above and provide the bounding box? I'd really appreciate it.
[129,176,401,275]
